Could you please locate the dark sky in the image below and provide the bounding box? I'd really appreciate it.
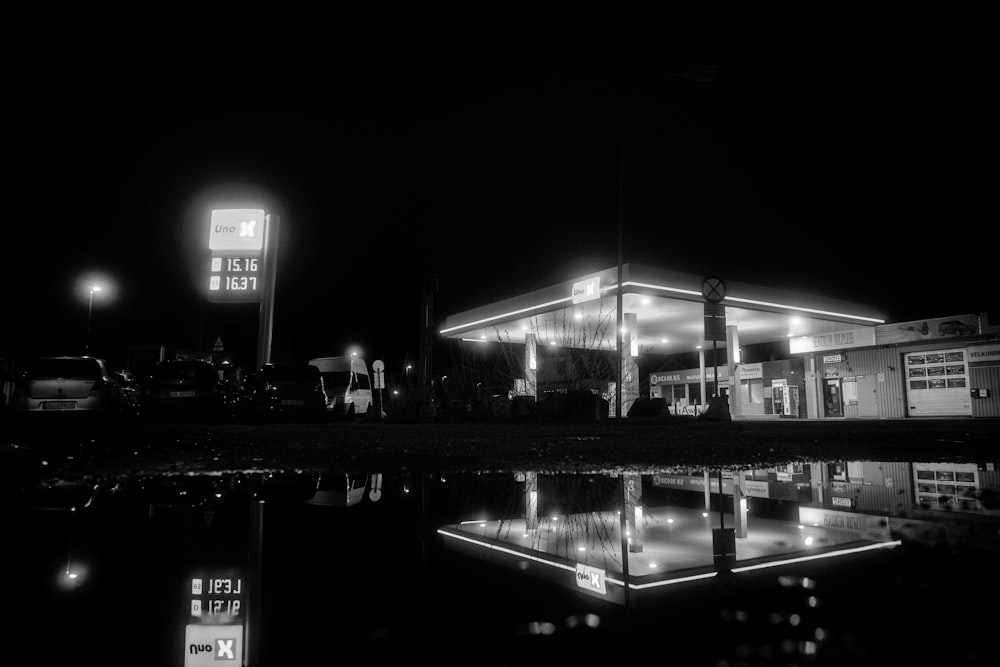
[3,10,992,374]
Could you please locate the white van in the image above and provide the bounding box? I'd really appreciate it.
[308,356,373,418]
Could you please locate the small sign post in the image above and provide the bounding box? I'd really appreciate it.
[372,360,385,418]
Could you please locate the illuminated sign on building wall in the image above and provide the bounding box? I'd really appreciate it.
[571,276,601,304]
[789,327,875,354]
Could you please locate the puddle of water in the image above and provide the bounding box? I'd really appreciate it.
[3,461,998,666]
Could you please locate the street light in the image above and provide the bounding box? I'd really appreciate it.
[86,284,102,355]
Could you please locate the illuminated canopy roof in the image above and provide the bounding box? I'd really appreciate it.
[440,264,886,357]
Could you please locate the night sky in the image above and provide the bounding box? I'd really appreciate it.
[3,10,992,375]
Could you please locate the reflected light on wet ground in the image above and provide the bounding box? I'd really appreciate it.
[3,461,1000,666]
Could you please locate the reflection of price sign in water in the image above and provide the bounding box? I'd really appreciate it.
[189,572,244,622]
[574,564,607,595]
[185,624,243,666]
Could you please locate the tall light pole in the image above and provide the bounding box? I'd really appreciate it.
[85,284,102,355]
[614,66,717,419]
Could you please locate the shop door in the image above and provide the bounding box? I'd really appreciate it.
[823,378,843,418]
[856,375,879,418]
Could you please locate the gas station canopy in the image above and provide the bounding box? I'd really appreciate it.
[440,264,886,356]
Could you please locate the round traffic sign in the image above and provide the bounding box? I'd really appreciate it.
[372,360,385,372]
[702,277,727,304]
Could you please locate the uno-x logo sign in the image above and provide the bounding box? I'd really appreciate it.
[572,276,601,304]
[188,638,236,660]
[184,624,243,666]
[209,209,265,251]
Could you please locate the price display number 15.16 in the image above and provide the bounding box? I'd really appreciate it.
[224,257,258,272]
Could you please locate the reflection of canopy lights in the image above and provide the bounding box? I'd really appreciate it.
[731,541,900,573]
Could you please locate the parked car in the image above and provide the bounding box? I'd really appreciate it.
[10,356,127,421]
[241,363,327,421]
[113,369,142,418]
[139,359,225,421]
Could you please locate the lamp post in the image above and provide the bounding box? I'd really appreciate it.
[614,66,717,419]
[85,285,102,355]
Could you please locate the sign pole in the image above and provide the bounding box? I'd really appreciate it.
[701,277,727,407]
[255,214,280,371]
[372,360,386,419]
[713,340,718,399]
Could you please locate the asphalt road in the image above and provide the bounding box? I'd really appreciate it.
[4,415,1000,485]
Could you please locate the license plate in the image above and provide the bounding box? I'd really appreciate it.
[281,399,305,406]
[43,401,77,410]
[169,391,197,398]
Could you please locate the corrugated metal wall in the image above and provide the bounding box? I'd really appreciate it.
[826,462,916,516]
[971,365,1000,417]
[832,347,907,419]
[819,462,1000,517]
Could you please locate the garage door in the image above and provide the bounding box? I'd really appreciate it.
[904,348,972,417]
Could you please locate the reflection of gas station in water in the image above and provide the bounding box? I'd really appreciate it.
[438,461,1000,606]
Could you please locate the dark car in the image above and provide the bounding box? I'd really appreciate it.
[113,369,142,418]
[241,363,327,421]
[140,359,225,421]
[10,356,127,421]
[938,319,978,336]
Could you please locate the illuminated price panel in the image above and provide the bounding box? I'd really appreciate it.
[208,253,262,303]
[184,569,245,666]
[189,571,245,622]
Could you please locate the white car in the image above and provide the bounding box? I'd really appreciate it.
[11,356,126,419]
